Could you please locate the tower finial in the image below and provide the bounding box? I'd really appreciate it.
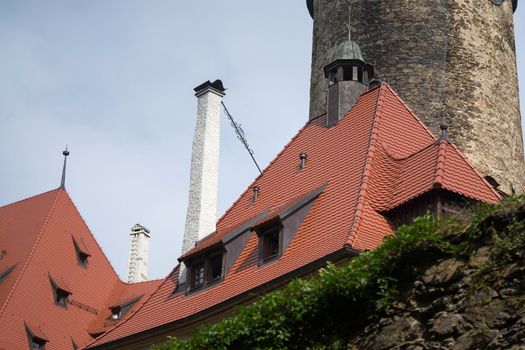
[345,6,355,42]
[60,145,69,190]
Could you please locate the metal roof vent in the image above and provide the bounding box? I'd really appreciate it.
[299,153,308,171]
[252,186,260,202]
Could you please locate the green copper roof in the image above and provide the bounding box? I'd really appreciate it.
[334,40,364,61]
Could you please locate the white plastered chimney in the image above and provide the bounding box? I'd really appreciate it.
[127,223,150,283]
[181,80,226,254]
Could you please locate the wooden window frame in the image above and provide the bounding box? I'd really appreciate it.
[257,223,283,265]
[186,251,224,292]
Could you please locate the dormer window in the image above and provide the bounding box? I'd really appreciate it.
[49,275,71,308]
[185,250,224,292]
[55,288,70,307]
[110,306,121,320]
[257,223,283,264]
[29,336,47,350]
[72,237,90,267]
[108,295,142,322]
[25,323,48,350]
[191,262,205,288]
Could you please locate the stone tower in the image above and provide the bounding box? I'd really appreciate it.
[307,0,525,194]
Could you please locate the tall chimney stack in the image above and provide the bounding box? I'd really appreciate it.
[127,224,150,283]
[181,80,226,254]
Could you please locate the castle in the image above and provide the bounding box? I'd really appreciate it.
[0,1,522,349]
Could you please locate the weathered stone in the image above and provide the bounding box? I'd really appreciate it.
[422,259,464,286]
[452,329,500,350]
[365,317,421,350]
[307,0,525,194]
[465,301,516,329]
[468,246,490,268]
[429,312,466,337]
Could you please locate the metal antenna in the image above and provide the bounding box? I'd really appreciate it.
[221,101,263,174]
[60,145,70,190]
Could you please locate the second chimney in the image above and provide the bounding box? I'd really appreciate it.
[181,80,226,254]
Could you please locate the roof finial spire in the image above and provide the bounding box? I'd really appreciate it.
[438,123,450,143]
[345,6,355,43]
[60,146,70,190]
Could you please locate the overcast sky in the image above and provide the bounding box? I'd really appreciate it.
[1,1,524,280]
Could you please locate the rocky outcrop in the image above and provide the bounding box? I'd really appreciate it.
[346,203,525,350]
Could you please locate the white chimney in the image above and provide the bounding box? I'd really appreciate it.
[127,224,150,283]
[181,80,226,254]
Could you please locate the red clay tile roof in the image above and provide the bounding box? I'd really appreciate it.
[0,189,161,349]
[87,84,500,349]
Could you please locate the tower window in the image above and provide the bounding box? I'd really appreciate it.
[257,224,283,264]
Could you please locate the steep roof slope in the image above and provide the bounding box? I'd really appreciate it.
[88,84,500,349]
[0,189,60,312]
[0,189,161,349]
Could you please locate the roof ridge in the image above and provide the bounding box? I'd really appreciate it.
[439,142,502,200]
[434,140,448,185]
[85,266,178,348]
[345,85,387,249]
[0,189,62,319]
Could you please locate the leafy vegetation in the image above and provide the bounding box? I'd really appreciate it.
[155,197,525,350]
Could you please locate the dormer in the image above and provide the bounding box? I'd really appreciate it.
[25,323,48,350]
[181,245,225,292]
[72,236,90,267]
[48,274,71,308]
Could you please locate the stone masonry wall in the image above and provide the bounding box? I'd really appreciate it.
[308,0,525,194]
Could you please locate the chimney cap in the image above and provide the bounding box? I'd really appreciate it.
[194,80,226,96]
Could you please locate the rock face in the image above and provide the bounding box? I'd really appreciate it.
[307,0,525,194]
[345,207,525,350]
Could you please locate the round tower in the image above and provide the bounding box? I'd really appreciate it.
[307,0,525,194]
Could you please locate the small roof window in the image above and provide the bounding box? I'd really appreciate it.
[108,295,142,321]
[185,250,225,292]
[72,236,90,267]
[25,322,48,350]
[49,274,72,308]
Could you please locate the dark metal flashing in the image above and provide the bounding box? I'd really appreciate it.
[87,248,357,350]
[178,242,225,263]
[222,210,270,244]
[194,79,226,97]
[109,295,143,310]
[252,183,326,232]
[280,183,326,219]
